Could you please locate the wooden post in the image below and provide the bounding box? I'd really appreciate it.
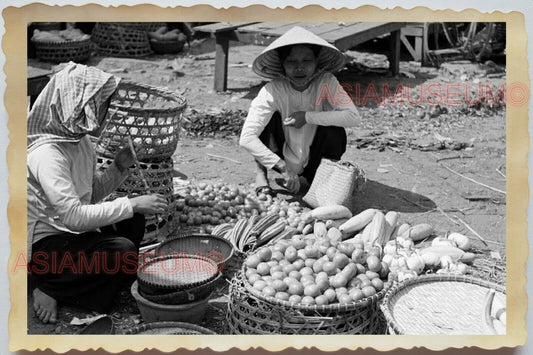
[214,35,229,92]
[389,29,401,76]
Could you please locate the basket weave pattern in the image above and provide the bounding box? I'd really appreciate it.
[122,321,216,335]
[91,22,153,57]
[96,81,186,161]
[303,159,366,209]
[226,271,387,334]
[380,274,506,335]
[32,37,92,63]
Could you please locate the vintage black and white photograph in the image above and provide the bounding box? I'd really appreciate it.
[24,19,509,338]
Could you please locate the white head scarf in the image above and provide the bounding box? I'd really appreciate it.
[27,62,121,153]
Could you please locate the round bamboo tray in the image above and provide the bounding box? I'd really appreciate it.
[226,270,388,335]
[122,321,216,335]
[380,274,506,335]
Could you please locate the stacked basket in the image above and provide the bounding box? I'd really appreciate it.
[132,255,220,324]
[95,80,187,242]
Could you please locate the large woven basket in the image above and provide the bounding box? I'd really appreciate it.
[91,22,153,57]
[95,81,186,161]
[380,274,506,335]
[226,270,388,335]
[122,321,216,335]
[303,159,366,209]
[31,37,92,63]
[150,38,186,54]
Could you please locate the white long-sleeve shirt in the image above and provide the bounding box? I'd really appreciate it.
[239,72,360,175]
[27,135,133,255]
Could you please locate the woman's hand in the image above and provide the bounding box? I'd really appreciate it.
[283,111,307,128]
[130,194,168,215]
[114,146,135,172]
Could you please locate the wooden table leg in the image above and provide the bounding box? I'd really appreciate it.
[389,29,401,76]
[214,35,230,92]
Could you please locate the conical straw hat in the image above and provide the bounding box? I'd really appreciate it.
[252,26,346,79]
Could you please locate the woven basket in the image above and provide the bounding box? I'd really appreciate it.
[137,254,220,295]
[226,270,388,335]
[303,159,366,209]
[380,274,506,335]
[91,22,153,57]
[122,321,216,335]
[114,22,164,32]
[95,81,186,161]
[31,37,92,63]
[156,233,234,272]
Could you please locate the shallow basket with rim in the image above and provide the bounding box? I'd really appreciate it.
[31,37,92,63]
[95,81,186,162]
[380,273,506,335]
[226,269,389,335]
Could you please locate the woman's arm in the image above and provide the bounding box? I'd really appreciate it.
[28,145,133,232]
[305,73,361,127]
[239,84,284,170]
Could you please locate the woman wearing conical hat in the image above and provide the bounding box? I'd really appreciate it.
[239,26,360,195]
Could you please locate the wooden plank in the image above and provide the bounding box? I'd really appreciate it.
[324,22,406,51]
[194,22,257,34]
[239,22,300,36]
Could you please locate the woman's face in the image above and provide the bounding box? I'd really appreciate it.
[282,45,318,91]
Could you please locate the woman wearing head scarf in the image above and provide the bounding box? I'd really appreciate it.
[239,26,360,195]
[27,63,168,324]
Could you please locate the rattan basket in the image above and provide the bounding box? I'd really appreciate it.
[91,22,153,57]
[31,37,92,63]
[380,274,506,335]
[226,270,388,334]
[122,321,216,335]
[303,159,366,209]
[95,81,186,161]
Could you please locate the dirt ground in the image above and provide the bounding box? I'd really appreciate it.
[27,34,506,335]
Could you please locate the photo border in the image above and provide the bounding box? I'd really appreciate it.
[4,3,528,352]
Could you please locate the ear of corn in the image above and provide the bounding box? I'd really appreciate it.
[310,205,352,221]
[383,211,399,241]
[368,211,388,247]
[338,208,377,234]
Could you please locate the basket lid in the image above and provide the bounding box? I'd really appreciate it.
[137,254,219,290]
[381,274,506,335]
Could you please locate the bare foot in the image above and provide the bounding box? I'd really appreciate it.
[33,288,57,324]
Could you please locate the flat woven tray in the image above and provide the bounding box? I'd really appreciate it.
[380,274,506,335]
[95,81,186,161]
[122,321,216,335]
[156,233,234,272]
[137,254,219,293]
[226,270,388,335]
[31,37,92,63]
